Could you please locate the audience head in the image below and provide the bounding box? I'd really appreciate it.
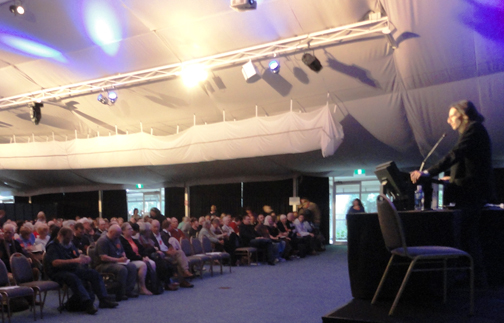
[35,222,49,238]
[171,217,179,228]
[211,218,220,227]
[107,224,122,240]
[264,215,273,226]
[2,223,15,242]
[190,218,198,229]
[243,215,250,225]
[36,211,46,223]
[298,214,305,223]
[58,227,74,247]
[210,205,217,212]
[352,199,364,209]
[19,224,33,240]
[198,216,205,225]
[49,225,60,242]
[257,214,265,224]
[74,222,84,237]
[121,222,133,238]
[162,219,171,230]
[138,222,152,237]
[98,218,107,231]
[133,208,139,216]
[222,216,231,226]
[150,207,161,219]
[203,220,211,230]
[235,215,242,225]
[151,220,160,235]
[117,217,124,225]
[280,214,287,223]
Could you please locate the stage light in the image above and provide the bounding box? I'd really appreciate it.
[269,60,280,74]
[9,2,24,15]
[97,93,108,105]
[230,0,257,12]
[30,102,43,125]
[302,53,323,73]
[108,91,118,103]
[181,64,208,87]
[242,60,260,82]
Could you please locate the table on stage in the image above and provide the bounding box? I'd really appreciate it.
[346,208,504,299]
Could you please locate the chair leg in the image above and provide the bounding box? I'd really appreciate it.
[469,256,474,316]
[443,258,447,304]
[389,258,418,316]
[6,296,11,323]
[372,255,395,305]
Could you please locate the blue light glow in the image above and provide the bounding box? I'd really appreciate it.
[269,60,280,73]
[108,91,117,103]
[83,0,122,56]
[0,34,66,62]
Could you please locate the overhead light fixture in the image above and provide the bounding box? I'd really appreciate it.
[302,53,323,72]
[269,60,280,74]
[242,60,260,82]
[181,64,208,87]
[97,93,109,105]
[30,102,43,125]
[108,90,118,103]
[9,1,24,15]
[230,0,256,12]
[382,27,397,49]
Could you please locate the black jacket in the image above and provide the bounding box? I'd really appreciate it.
[427,121,494,206]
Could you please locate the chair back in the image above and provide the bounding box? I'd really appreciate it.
[191,237,204,254]
[180,238,193,256]
[201,236,213,253]
[10,253,34,284]
[0,259,11,286]
[376,195,408,252]
[87,245,99,268]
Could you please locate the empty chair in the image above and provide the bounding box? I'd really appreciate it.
[0,258,35,323]
[179,239,204,279]
[371,195,474,316]
[200,236,232,274]
[189,238,214,277]
[10,253,61,319]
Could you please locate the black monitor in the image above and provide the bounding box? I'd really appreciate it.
[374,161,415,210]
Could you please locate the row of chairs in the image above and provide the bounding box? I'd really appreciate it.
[0,253,61,323]
[180,236,232,277]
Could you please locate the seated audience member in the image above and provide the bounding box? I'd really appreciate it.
[79,217,96,245]
[130,222,140,240]
[207,205,218,217]
[94,218,108,241]
[178,217,188,229]
[239,215,275,265]
[221,216,235,236]
[162,219,181,250]
[199,220,225,251]
[73,222,91,254]
[0,223,30,272]
[188,218,200,239]
[34,222,50,251]
[130,208,141,223]
[17,223,36,251]
[116,218,124,226]
[45,227,118,314]
[255,215,282,262]
[120,223,153,295]
[150,220,194,288]
[293,214,318,255]
[168,218,186,241]
[36,211,47,224]
[137,222,177,291]
[198,217,205,231]
[264,215,289,261]
[244,207,257,222]
[95,224,138,300]
[229,216,241,234]
[62,220,76,231]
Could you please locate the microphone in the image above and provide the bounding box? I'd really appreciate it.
[419,133,446,172]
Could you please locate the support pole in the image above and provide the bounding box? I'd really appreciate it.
[184,186,190,218]
[98,190,103,218]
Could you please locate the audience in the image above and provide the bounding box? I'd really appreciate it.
[120,223,152,296]
[168,218,186,241]
[239,215,275,266]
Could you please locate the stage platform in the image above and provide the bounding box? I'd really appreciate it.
[322,287,504,323]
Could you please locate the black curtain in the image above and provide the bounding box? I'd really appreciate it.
[165,187,185,220]
[243,179,293,216]
[102,190,127,220]
[298,176,330,244]
[27,191,99,219]
[189,183,241,219]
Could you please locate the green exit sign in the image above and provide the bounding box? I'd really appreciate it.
[354,169,365,176]
[136,184,144,189]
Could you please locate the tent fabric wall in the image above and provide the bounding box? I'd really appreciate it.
[189,183,242,220]
[165,187,185,220]
[0,106,343,170]
[243,179,293,217]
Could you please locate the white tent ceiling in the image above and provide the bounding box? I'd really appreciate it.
[0,0,503,195]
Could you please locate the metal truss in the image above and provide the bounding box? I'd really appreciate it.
[0,17,390,109]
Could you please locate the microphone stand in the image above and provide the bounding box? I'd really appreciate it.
[418,133,446,209]
[419,133,446,172]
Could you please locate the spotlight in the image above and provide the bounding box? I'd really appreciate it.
[108,91,118,103]
[382,27,397,49]
[242,60,260,82]
[302,53,323,72]
[97,93,109,105]
[9,2,24,15]
[230,0,257,12]
[30,102,43,125]
[181,64,208,87]
[269,60,280,74]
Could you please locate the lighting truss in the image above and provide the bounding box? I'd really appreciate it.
[0,17,390,109]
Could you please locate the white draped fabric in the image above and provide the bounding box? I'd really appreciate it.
[0,105,343,170]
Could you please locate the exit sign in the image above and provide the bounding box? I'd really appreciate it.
[354,169,365,176]
[136,184,144,189]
